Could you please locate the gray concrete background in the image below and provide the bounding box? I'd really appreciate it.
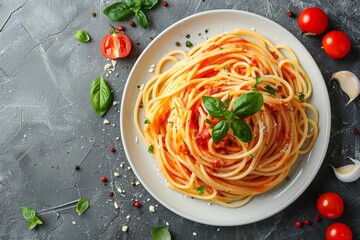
[1,0,359,239]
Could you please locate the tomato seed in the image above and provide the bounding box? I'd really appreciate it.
[162,1,168,7]
[129,21,136,27]
[101,176,107,183]
[295,221,302,228]
[110,147,116,153]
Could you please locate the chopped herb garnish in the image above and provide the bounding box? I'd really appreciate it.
[148,145,154,153]
[185,40,193,48]
[264,84,276,95]
[250,154,256,158]
[205,118,213,128]
[205,29,209,34]
[196,185,205,195]
[298,92,305,100]
[144,119,150,124]
[185,34,190,38]
[223,65,229,71]
[219,46,223,50]
[254,76,262,90]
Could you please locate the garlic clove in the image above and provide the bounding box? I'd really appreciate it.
[331,157,360,183]
[331,71,360,105]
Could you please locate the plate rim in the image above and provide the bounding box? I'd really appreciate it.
[120,9,331,226]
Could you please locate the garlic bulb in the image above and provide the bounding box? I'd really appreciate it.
[331,157,360,183]
[331,71,360,105]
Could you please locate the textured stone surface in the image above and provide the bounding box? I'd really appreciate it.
[0,0,359,239]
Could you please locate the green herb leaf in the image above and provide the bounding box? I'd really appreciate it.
[148,145,154,153]
[231,119,252,142]
[298,92,305,100]
[144,119,150,124]
[21,207,36,221]
[224,99,230,108]
[212,119,229,143]
[233,92,264,118]
[135,9,149,28]
[202,96,227,118]
[21,207,42,230]
[185,40,193,48]
[264,84,276,95]
[142,0,158,10]
[185,34,190,38]
[151,227,171,240]
[254,76,262,90]
[75,30,90,43]
[205,118,213,128]
[76,198,90,216]
[123,0,136,8]
[90,76,113,117]
[103,2,133,21]
[196,185,205,195]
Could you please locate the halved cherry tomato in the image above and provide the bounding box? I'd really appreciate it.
[298,7,328,35]
[326,223,353,240]
[100,32,132,60]
[322,31,351,59]
[317,192,344,219]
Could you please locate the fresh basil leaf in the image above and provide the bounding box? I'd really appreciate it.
[135,9,149,28]
[28,216,42,230]
[202,96,227,118]
[231,119,252,142]
[76,198,90,216]
[123,0,136,8]
[151,227,171,240]
[103,2,133,21]
[233,92,264,118]
[212,119,229,142]
[254,76,262,90]
[142,0,158,10]
[21,207,36,221]
[75,30,90,43]
[90,76,112,117]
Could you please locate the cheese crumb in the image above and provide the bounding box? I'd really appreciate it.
[135,137,138,144]
[117,187,122,193]
[114,201,119,209]
[114,172,120,177]
[193,232,197,236]
[122,225,128,232]
[113,101,119,106]
[149,205,156,213]
[111,60,117,68]
[126,215,130,219]
[148,68,155,73]
[72,221,76,225]
[104,63,112,71]
[103,119,110,125]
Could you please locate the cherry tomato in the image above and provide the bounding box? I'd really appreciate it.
[322,31,351,59]
[297,7,328,35]
[326,223,353,240]
[317,192,344,219]
[100,32,132,60]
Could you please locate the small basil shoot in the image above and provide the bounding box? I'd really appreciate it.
[298,92,305,100]
[148,145,154,153]
[144,119,150,124]
[90,75,113,117]
[264,84,276,95]
[151,227,171,240]
[185,40,193,48]
[196,186,205,195]
[205,118,213,128]
[20,207,43,230]
[76,198,90,216]
[202,92,264,143]
[254,76,262,90]
[75,30,91,43]
[103,0,158,29]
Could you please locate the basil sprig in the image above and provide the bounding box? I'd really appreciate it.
[20,207,43,230]
[202,92,264,143]
[90,75,113,117]
[151,227,171,240]
[103,0,158,29]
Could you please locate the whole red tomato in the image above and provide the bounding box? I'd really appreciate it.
[317,192,344,219]
[322,31,351,59]
[100,31,132,60]
[326,223,353,240]
[298,7,328,35]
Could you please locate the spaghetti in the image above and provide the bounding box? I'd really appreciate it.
[134,29,318,208]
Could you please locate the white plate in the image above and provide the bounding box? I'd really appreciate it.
[120,10,331,226]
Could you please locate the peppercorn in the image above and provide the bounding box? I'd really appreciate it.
[110,147,116,153]
[314,215,321,222]
[109,191,114,197]
[162,1,168,7]
[129,21,136,27]
[354,128,359,136]
[175,42,181,47]
[303,219,311,225]
[74,165,80,171]
[287,10,295,18]
[101,176,107,183]
[92,12,97,17]
[295,221,302,228]
[133,201,141,208]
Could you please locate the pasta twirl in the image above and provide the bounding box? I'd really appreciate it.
[134,29,318,208]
